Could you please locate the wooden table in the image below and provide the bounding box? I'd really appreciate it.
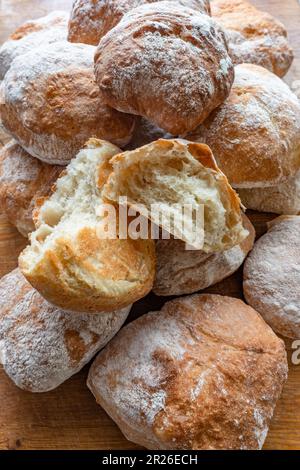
[0,0,300,450]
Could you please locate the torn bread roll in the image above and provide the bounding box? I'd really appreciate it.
[0,41,136,165]
[154,213,255,296]
[237,172,300,215]
[211,0,293,78]
[94,2,233,135]
[186,64,300,190]
[244,216,300,339]
[68,0,211,46]
[0,140,62,237]
[0,11,68,80]
[88,294,288,450]
[0,269,131,392]
[102,139,247,252]
[19,139,156,314]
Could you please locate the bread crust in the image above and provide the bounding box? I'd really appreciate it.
[0,41,136,165]
[94,2,234,135]
[211,0,293,77]
[125,117,173,150]
[0,269,131,392]
[0,11,68,80]
[154,213,255,296]
[243,215,300,339]
[19,139,156,314]
[0,140,62,237]
[187,64,300,188]
[238,171,300,215]
[68,0,211,46]
[87,294,287,449]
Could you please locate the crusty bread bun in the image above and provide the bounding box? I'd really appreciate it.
[125,117,172,151]
[87,294,288,450]
[154,213,255,296]
[94,2,234,135]
[0,140,62,237]
[102,139,247,252]
[19,139,156,314]
[211,0,293,78]
[0,269,131,392]
[68,0,211,46]
[0,11,68,80]
[0,41,136,165]
[244,216,300,339]
[186,64,300,188]
[238,172,300,215]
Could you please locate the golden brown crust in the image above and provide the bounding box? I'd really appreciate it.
[68,0,211,46]
[187,64,300,188]
[88,294,288,449]
[94,2,234,135]
[0,42,136,165]
[20,233,156,313]
[211,0,293,77]
[0,141,62,237]
[154,213,255,296]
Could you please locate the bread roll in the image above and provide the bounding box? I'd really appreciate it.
[244,216,300,339]
[0,41,136,165]
[0,269,131,392]
[126,117,172,151]
[154,213,255,296]
[237,172,300,215]
[19,139,156,314]
[186,64,300,188]
[211,0,293,77]
[0,140,62,237]
[88,294,287,450]
[102,139,247,252]
[68,0,211,45]
[94,2,234,135]
[0,11,68,80]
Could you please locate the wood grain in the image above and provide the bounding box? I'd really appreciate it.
[0,0,299,451]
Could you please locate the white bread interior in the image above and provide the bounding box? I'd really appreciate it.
[103,139,247,252]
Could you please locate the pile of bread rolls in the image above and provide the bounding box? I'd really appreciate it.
[0,0,299,450]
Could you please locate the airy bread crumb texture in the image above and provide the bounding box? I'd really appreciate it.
[103,139,247,252]
[19,139,156,314]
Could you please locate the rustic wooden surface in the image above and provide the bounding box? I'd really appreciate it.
[0,0,300,451]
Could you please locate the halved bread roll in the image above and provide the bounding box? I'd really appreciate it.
[19,139,156,314]
[102,139,247,252]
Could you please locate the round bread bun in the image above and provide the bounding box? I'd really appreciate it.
[87,294,287,450]
[125,117,173,150]
[244,216,300,339]
[211,0,293,78]
[19,139,156,314]
[0,41,136,165]
[0,269,131,392]
[238,171,300,215]
[186,64,300,188]
[94,2,234,135]
[68,0,211,46]
[154,213,255,296]
[0,140,62,237]
[102,139,247,252]
[0,11,68,80]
